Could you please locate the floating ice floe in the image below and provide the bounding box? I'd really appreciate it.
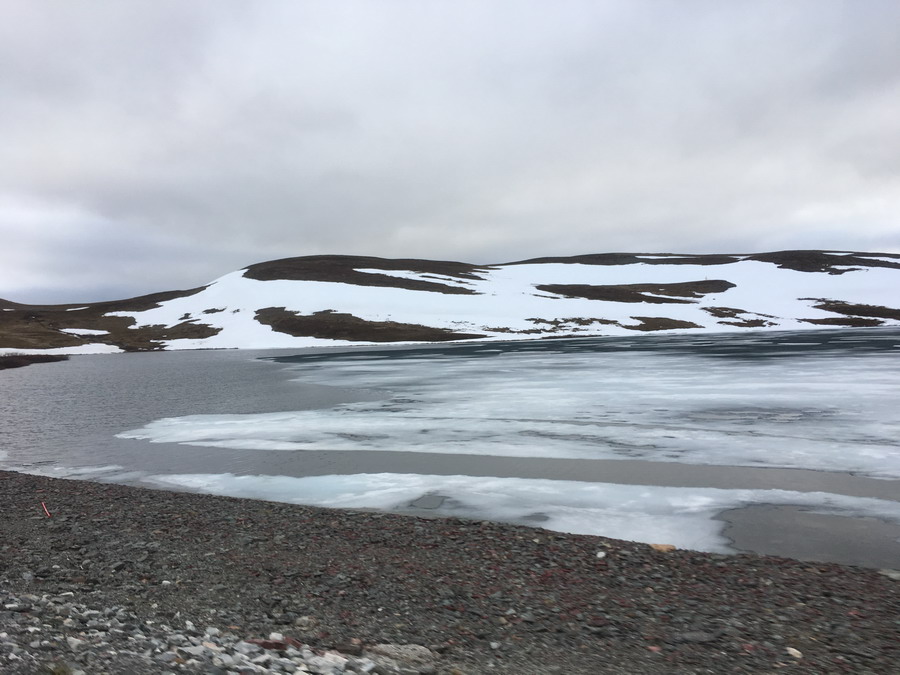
[117,338,900,479]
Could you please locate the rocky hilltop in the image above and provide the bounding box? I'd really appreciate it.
[2,250,899,353]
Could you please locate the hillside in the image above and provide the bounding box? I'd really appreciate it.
[2,250,899,354]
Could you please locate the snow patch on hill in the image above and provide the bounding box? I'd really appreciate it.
[3,252,898,353]
[103,259,900,350]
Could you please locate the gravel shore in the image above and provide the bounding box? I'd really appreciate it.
[1,470,898,674]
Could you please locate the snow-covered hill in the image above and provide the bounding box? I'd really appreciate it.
[3,251,900,353]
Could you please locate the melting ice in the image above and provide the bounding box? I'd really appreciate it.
[119,339,900,478]
[108,332,900,553]
[142,472,900,553]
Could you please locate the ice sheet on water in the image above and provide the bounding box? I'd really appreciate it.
[118,341,900,478]
[15,464,126,479]
[142,471,900,553]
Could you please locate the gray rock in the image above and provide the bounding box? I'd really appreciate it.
[251,653,272,665]
[294,615,318,630]
[368,644,435,666]
[158,651,180,663]
[66,636,85,651]
[234,640,262,655]
[168,633,188,646]
[674,630,719,643]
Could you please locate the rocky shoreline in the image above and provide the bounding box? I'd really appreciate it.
[1,471,898,674]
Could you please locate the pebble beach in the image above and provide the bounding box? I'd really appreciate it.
[1,470,898,674]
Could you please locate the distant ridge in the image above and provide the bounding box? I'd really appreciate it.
[2,250,899,354]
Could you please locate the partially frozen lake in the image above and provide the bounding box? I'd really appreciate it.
[2,328,899,567]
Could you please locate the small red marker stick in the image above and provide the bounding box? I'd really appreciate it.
[41,502,51,517]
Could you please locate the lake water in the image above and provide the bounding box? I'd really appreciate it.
[2,328,899,568]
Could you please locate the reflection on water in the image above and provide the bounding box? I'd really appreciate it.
[271,326,900,363]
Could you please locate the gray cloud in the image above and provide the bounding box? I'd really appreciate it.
[1,0,899,302]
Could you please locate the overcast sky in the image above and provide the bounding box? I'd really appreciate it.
[2,1,899,303]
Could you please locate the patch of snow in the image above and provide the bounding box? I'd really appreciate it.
[59,328,110,336]
[354,268,484,287]
[65,306,89,311]
[632,255,693,260]
[0,344,123,356]
[101,260,900,351]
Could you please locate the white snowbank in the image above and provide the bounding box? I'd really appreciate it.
[59,328,110,336]
[103,259,900,351]
[0,344,122,356]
